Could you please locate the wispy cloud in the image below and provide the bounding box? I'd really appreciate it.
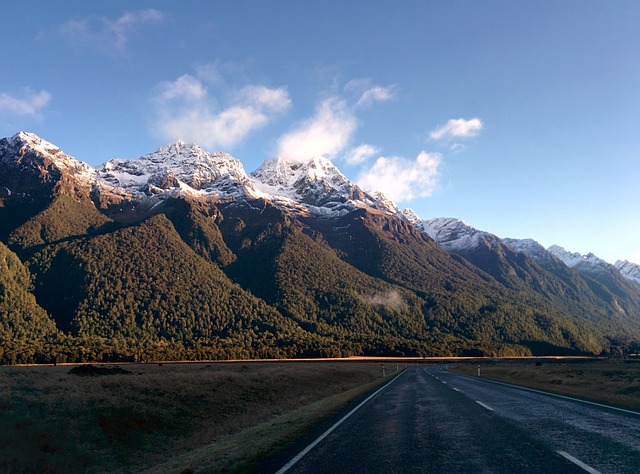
[357,151,442,202]
[277,97,357,161]
[276,80,395,162]
[430,117,483,141]
[152,71,291,149]
[345,79,397,109]
[364,289,407,312]
[59,9,163,56]
[0,89,51,119]
[345,144,380,165]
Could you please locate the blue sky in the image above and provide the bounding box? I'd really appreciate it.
[1,1,639,264]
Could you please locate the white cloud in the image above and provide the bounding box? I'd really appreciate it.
[277,97,357,161]
[153,74,290,149]
[0,89,51,118]
[60,9,163,56]
[364,289,407,312]
[357,151,442,202]
[430,117,483,141]
[159,74,206,101]
[236,85,291,114]
[356,86,396,108]
[345,79,397,109]
[345,144,379,165]
[274,79,396,162]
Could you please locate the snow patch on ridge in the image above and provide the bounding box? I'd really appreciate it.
[2,131,98,185]
[421,217,489,251]
[250,156,399,216]
[547,245,614,276]
[97,140,253,199]
[615,260,640,285]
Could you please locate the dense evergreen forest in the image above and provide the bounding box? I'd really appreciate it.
[2,193,639,365]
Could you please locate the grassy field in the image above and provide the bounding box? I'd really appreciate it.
[450,358,640,411]
[0,360,398,473]
[8,358,637,473]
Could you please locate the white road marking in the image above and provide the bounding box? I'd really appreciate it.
[475,400,494,411]
[455,373,640,417]
[275,371,405,473]
[556,450,601,474]
[452,387,461,392]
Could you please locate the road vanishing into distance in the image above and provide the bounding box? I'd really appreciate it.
[255,366,640,474]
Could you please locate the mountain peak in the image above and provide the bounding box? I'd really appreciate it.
[0,131,96,185]
[251,156,346,188]
[250,156,400,216]
[97,141,250,197]
[615,260,640,285]
[5,131,61,155]
[421,217,493,251]
[548,245,612,272]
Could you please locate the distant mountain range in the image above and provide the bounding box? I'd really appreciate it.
[1,132,639,363]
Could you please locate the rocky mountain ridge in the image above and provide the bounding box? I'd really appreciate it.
[616,260,640,285]
[3,131,635,277]
[1,131,639,363]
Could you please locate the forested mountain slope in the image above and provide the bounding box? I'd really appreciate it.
[1,132,639,363]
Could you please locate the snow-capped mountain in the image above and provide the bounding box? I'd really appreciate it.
[0,132,401,218]
[546,245,640,315]
[3,131,640,363]
[400,208,424,231]
[615,260,640,285]
[0,132,97,192]
[97,140,254,199]
[250,156,398,216]
[547,245,612,275]
[402,214,586,293]
[418,217,501,251]
[503,238,546,259]
[1,131,635,281]
[502,238,566,269]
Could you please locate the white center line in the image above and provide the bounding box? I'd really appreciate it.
[556,450,601,474]
[475,400,494,411]
[452,387,461,392]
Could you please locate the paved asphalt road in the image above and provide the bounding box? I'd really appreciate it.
[255,366,640,474]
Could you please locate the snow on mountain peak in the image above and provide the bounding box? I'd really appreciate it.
[7,131,60,153]
[1,132,406,217]
[1,131,97,182]
[421,217,493,251]
[615,260,640,285]
[547,245,611,273]
[250,155,398,216]
[251,156,348,191]
[97,140,252,198]
[503,238,546,257]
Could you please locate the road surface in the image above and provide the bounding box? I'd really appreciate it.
[255,366,640,473]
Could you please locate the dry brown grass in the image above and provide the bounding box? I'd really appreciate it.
[451,359,640,410]
[0,361,395,473]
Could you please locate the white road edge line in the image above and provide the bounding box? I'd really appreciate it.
[475,400,494,411]
[556,450,601,474]
[275,371,405,474]
[451,371,640,417]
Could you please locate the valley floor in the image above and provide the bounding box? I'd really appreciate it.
[1,358,638,473]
